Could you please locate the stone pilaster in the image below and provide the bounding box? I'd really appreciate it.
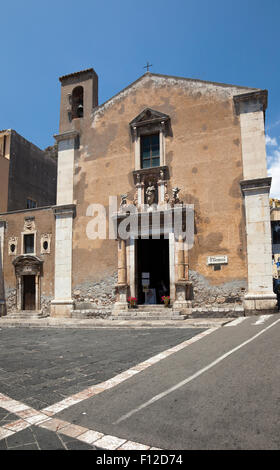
[235,90,276,313]
[50,130,79,317]
[0,220,6,316]
[240,178,277,312]
[51,204,76,317]
[173,235,192,312]
[113,238,128,313]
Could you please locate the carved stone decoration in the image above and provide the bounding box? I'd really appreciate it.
[120,194,128,210]
[164,183,170,204]
[12,255,43,277]
[40,233,52,254]
[171,187,182,206]
[8,237,18,256]
[24,218,36,232]
[133,190,138,207]
[146,181,156,206]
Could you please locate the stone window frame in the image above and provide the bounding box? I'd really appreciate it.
[8,237,18,256]
[26,198,37,209]
[21,231,37,256]
[40,233,52,254]
[130,108,170,171]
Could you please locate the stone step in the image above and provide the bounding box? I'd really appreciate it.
[7,311,48,319]
[109,315,188,321]
[132,305,172,311]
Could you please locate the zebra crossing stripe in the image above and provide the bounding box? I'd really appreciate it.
[224,317,247,327]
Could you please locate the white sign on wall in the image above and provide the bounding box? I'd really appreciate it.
[207,255,228,265]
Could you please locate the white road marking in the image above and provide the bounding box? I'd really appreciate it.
[0,391,160,450]
[0,329,218,448]
[114,318,280,424]
[42,327,218,416]
[253,315,273,325]
[224,317,247,327]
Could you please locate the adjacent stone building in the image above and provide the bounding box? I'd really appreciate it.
[0,129,57,212]
[270,198,280,280]
[0,67,277,318]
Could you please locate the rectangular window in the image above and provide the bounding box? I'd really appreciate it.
[140,134,160,169]
[27,198,37,209]
[24,234,35,254]
[272,222,280,244]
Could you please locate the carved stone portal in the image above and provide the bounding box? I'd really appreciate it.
[12,255,43,311]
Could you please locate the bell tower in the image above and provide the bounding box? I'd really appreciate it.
[51,67,98,318]
[58,68,98,134]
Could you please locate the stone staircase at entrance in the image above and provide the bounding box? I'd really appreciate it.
[71,304,187,320]
[6,310,48,319]
[110,305,187,321]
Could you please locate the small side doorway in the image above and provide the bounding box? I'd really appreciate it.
[23,275,36,310]
[136,236,170,305]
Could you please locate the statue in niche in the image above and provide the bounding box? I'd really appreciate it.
[146,181,156,206]
[120,194,128,209]
[164,183,170,204]
[133,190,138,206]
[171,187,182,206]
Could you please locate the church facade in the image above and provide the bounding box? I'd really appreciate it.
[0,68,277,318]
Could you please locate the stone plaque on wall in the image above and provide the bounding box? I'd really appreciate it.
[207,255,228,265]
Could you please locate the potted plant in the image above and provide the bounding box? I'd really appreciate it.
[161,295,170,307]
[128,297,137,308]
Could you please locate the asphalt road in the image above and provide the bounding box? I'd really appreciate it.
[0,315,279,450]
[55,314,280,450]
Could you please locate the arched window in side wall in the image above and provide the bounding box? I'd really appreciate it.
[72,86,84,119]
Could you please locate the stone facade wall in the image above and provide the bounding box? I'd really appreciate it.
[65,73,249,298]
[1,207,55,314]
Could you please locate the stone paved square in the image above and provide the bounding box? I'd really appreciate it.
[0,327,203,409]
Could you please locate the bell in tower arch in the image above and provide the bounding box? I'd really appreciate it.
[72,86,84,119]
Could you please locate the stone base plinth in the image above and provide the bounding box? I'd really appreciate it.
[172,300,192,314]
[113,284,128,315]
[243,293,277,314]
[50,300,75,318]
[173,281,192,314]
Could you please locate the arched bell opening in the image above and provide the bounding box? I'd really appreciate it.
[72,86,84,119]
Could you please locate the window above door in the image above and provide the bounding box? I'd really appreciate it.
[130,108,170,171]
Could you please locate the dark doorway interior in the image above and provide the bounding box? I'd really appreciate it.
[136,237,169,305]
[23,275,36,310]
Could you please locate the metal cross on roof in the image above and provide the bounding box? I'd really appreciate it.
[144,61,153,72]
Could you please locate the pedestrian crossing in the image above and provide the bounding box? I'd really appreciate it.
[225,315,274,327]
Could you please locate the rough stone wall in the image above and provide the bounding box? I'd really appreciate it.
[5,287,16,312]
[73,272,117,307]
[189,270,246,307]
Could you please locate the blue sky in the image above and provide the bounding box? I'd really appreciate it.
[1,0,279,196]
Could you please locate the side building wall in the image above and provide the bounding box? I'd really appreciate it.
[0,207,55,316]
[8,131,57,211]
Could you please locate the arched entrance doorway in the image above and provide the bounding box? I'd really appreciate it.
[12,255,43,311]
